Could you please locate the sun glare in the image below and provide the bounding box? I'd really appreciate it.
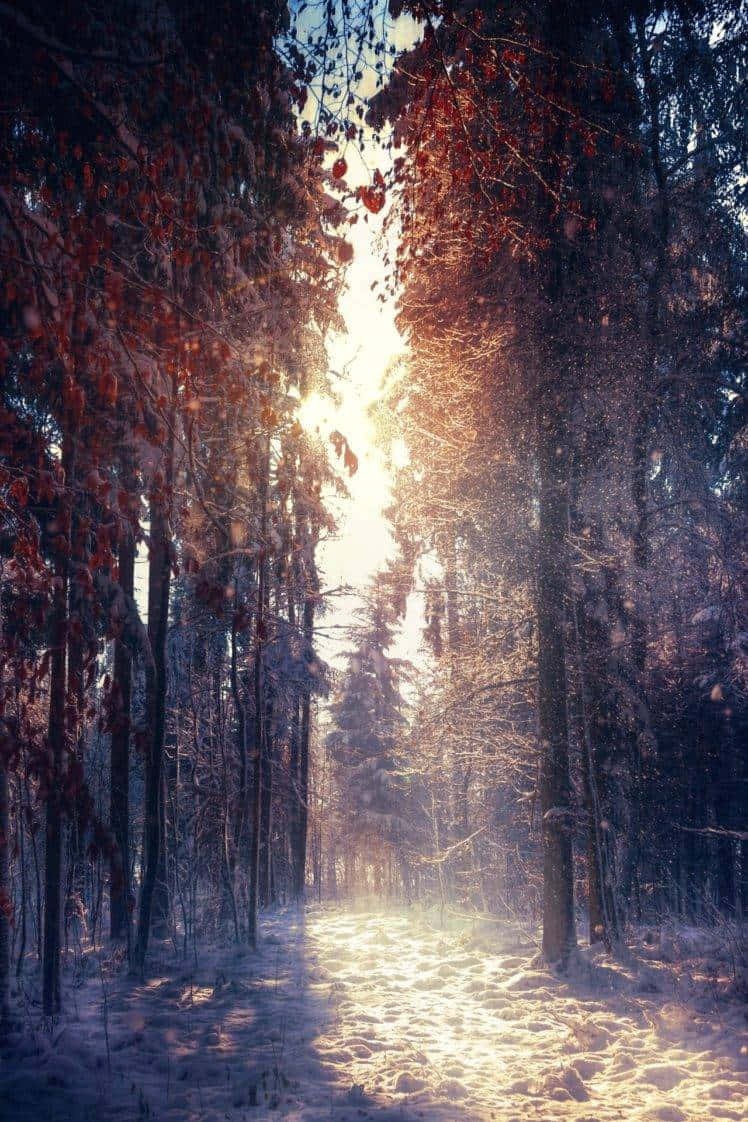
[297,390,333,437]
[297,221,409,665]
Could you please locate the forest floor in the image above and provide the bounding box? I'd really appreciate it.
[0,904,746,1122]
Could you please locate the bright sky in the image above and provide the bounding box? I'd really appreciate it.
[297,8,424,669]
[300,205,413,665]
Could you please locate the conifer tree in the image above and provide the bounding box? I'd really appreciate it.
[327,585,414,869]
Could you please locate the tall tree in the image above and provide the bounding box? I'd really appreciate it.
[327,585,414,883]
[109,512,135,945]
[371,0,745,950]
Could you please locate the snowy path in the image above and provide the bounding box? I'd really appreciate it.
[1,907,745,1122]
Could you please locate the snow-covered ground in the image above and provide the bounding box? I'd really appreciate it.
[1,906,745,1122]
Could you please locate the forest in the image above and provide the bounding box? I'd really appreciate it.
[0,1,745,1120]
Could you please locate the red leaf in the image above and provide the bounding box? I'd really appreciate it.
[329,430,358,475]
[332,157,347,179]
[360,186,385,214]
[9,477,28,508]
[344,445,358,476]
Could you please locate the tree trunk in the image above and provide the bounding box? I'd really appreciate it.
[288,694,301,897]
[259,691,274,908]
[248,439,269,947]
[442,532,471,897]
[110,526,134,943]
[293,556,317,901]
[65,493,88,952]
[134,493,171,969]
[620,13,671,908]
[295,686,311,900]
[287,547,302,901]
[133,385,175,971]
[43,425,75,1015]
[0,752,10,1028]
[533,0,582,967]
[230,594,250,866]
[0,565,11,1027]
[573,600,618,947]
[536,414,576,964]
[151,770,170,938]
[714,713,736,913]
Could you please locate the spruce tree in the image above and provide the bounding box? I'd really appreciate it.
[327,587,412,856]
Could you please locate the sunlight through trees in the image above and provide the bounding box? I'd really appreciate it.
[0,2,745,1118]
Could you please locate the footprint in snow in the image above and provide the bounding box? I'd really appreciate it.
[393,1070,427,1092]
[348,1043,373,1058]
[641,1063,689,1090]
[540,1065,589,1102]
[412,972,446,990]
[437,1077,469,1099]
[571,1056,606,1079]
